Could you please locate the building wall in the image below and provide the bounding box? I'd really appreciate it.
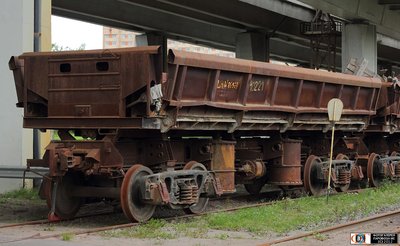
[103,27,137,48]
[0,0,34,193]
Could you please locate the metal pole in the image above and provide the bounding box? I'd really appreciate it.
[33,0,41,187]
[326,124,335,203]
[33,0,41,160]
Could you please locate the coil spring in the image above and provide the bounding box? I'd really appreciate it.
[191,185,198,201]
[337,169,351,184]
[179,184,194,204]
[395,164,400,176]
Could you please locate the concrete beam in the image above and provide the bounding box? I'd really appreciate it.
[52,7,234,51]
[236,32,269,62]
[53,0,318,63]
[378,33,400,50]
[119,0,247,31]
[52,0,238,49]
[239,0,314,22]
[156,0,307,39]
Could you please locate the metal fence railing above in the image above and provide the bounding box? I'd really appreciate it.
[0,166,47,179]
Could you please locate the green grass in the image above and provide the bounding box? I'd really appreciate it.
[0,188,39,202]
[61,232,74,241]
[103,219,176,239]
[214,233,229,240]
[205,183,400,234]
[103,183,400,239]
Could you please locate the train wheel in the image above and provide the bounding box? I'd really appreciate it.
[244,178,265,195]
[367,153,383,187]
[120,164,156,222]
[304,155,326,196]
[183,161,209,214]
[46,173,83,220]
[334,154,351,193]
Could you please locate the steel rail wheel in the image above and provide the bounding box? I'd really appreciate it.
[46,173,83,220]
[304,155,326,196]
[183,161,209,214]
[244,178,265,195]
[367,153,383,187]
[120,164,156,222]
[334,154,351,192]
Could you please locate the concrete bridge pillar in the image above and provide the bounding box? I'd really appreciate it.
[235,32,269,62]
[137,32,168,71]
[342,23,377,73]
[0,0,51,193]
[0,0,34,193]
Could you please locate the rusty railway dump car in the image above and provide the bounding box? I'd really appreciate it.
[9,46,400,222]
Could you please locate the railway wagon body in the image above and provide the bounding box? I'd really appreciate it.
[9,46,400,222]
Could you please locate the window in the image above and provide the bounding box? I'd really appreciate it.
[96,62,109,71]
[60,63,71,73]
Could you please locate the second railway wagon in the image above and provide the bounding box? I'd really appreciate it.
[9,46,400,222]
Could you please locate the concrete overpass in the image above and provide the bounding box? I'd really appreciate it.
[51,0,400,73]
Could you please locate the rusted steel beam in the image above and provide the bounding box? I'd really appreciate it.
[23,117,157,129]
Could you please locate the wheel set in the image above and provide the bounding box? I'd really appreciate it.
[302,152,399,197]
[119,161,209,222]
